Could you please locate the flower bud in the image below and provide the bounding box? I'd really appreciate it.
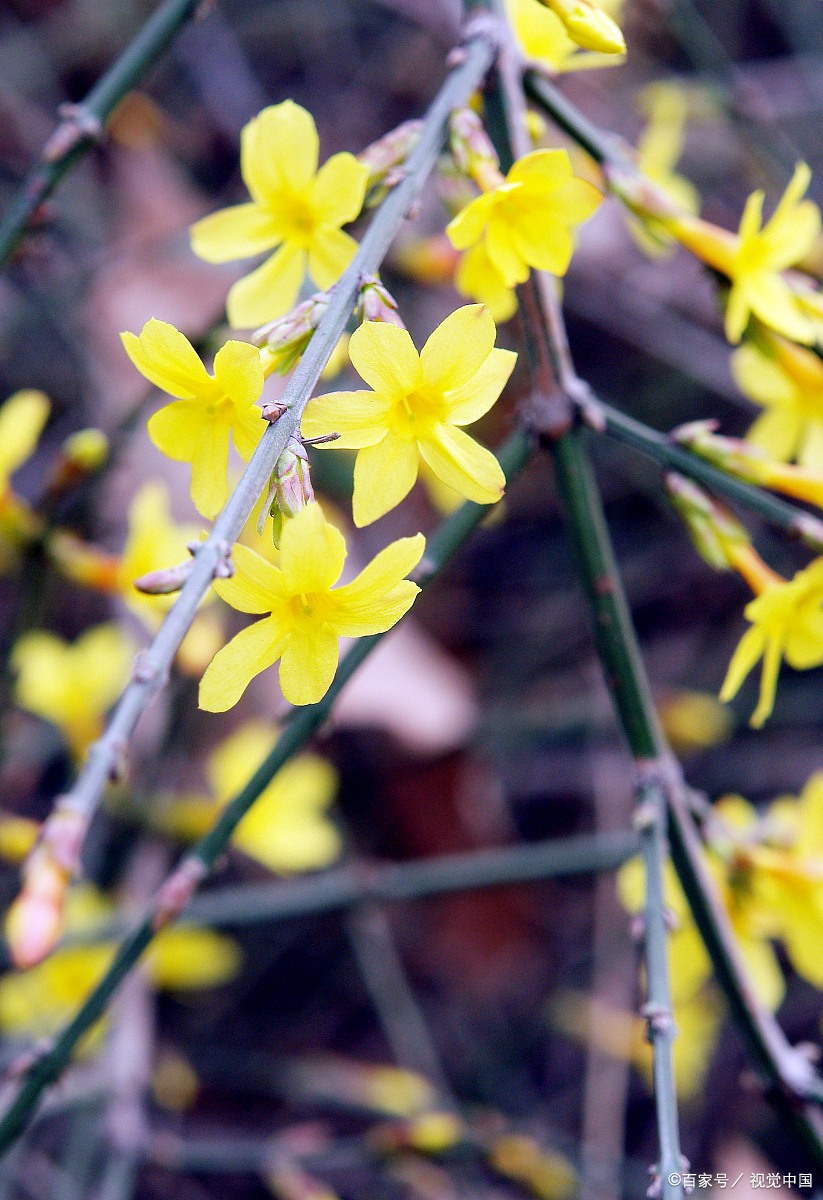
[449,107,504,193]
[359,119,423,207]
[260,437,316,546]
[540,0,625,54]
[255,291,330,375]
[356,275,404,326]
[45,428,109,498]
[392,235,459,285]
[134,557,196,595]
[47,529,120,591]
[664,472,750,571]
[673,421,823,509]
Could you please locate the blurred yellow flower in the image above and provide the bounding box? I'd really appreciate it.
[507,0,624,73]
[122,319,264,519]
[658,689,734,753]
[732,335,823,472]
[447,150,601,288]
[668,163,821,344]
[0,390,50,566]
[720,557,823,727]
[117,481,201,626]
[454,240,518,322]
[302,306,515,526]
[630,82,700,256]
[200,503,424,709]
[12,623,135,756]
[190,101,369,328]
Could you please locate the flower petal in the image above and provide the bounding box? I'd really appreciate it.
[214,543,283,613]
[0,390,50,483]
[278,620,339,705]
[444,347,517,425]
[509,202,575,275]
[746,409,801,463]
[190,421,230,519]
[799,420,823,473]
[331,534,425,636]
[508,148,573,188]
[352,432,419,527]
[279,503,347,593]
[147,399,202,462]
[301,390,391,449]
[348,321,422,400]
[719,624,766,702]
[241,102,319,204]
[232,406,266,461]
[486,216,530,287]
[307,227,358,290]
[190,203,282,263]
[420,305,496,393]
[731,343,795,407]
[311,152,369,226]
[748,274,816,345]
[213,340,264,408]
[419,424,505,504]
[446,191,497,251]
[226,243,306,329]
[199,616,288,712]
[121,319,210,398]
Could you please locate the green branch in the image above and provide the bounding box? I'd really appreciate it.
[0,0,205,269]
[0,428,534,1155]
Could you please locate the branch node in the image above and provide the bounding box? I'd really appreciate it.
[261,400,289,423]
[449,12,504,68]
[152,858,207,931]
[641,1000,674,1037]
[132,650,163,686]
[213,540,235,580]
[43,103,104,163]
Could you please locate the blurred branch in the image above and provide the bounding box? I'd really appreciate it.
[0,0,205,269]
[0,426,533,1155]
[11,27,499,952]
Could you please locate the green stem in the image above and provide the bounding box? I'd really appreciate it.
[0,0,204,269]
[586,394,823,552]
[0,428,533,1155]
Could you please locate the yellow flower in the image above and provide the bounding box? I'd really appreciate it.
[0,390,50,565]
[200,502,424,709]
[206,721,341,873]
[121,319,265,519]
[302,306,516,527]
[446,150,601,288]
[455,240,518,322]
[12,623,135,756]
[507,0,625,72]
[732,336,823,471]
[668,163,821,344]
[190,101,369,328]
[629,82,700,256]
[117,481,201,626]
[720,557,823,727]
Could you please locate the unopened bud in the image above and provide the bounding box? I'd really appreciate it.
[134,557,196,595]
[46,530,120,591]
[356,275,404,326]
[45,428,109,498]
[539,0,625,54]
[6,802,87,966]
[255,291,331,375]
[359,119,423,207]
[370,1112,467,1156]
[664,472,750,570]
[449,107,504,193]
[673,421,823,508]
[259,438,316,546]
[392,234,459,285]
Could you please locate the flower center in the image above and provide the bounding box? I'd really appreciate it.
[391,386,447,439]
[279,195,317,246]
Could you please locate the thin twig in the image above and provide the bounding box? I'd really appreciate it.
[0,427,533,1155]
[16,27,499,930]
[0,0,205,269]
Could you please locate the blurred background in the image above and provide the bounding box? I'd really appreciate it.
[0,0,821,1197]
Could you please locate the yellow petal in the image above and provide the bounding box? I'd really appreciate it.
[214,543,282,613]
[510,205,575,275]
[226,243,306,329]
[212,340,264,407]
[121,319,210,398]
[419,424,506,504]
[280,503,347,593]
[190,203,282,263]
[308,227,359,290]
[199,616,288,712]
[0,390,50,484]
[724,280,751,345]
[446,191,498,251]
[241,101,319,203]
[746,409,801,463]
[799,420,823,472]
[278,621,339,705]
[348,321,422,400]
[454,243,518,323]
[352,432,419,527]
[420,305,496,393]
[147,399,202,462]
[311,152,369,226]
[331,534,425,636]
[231,406,265,461]
[445,347,517,426]
[508,148,573,188]
[235,815,341,874]
[148,928,242,990]
[301,390,391,449]
[719,624,766,703]
[731,343,795,408]
[747,275,816,345]
[750,632,783,728]
[487,217,530,288]
[190,421,230,519]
